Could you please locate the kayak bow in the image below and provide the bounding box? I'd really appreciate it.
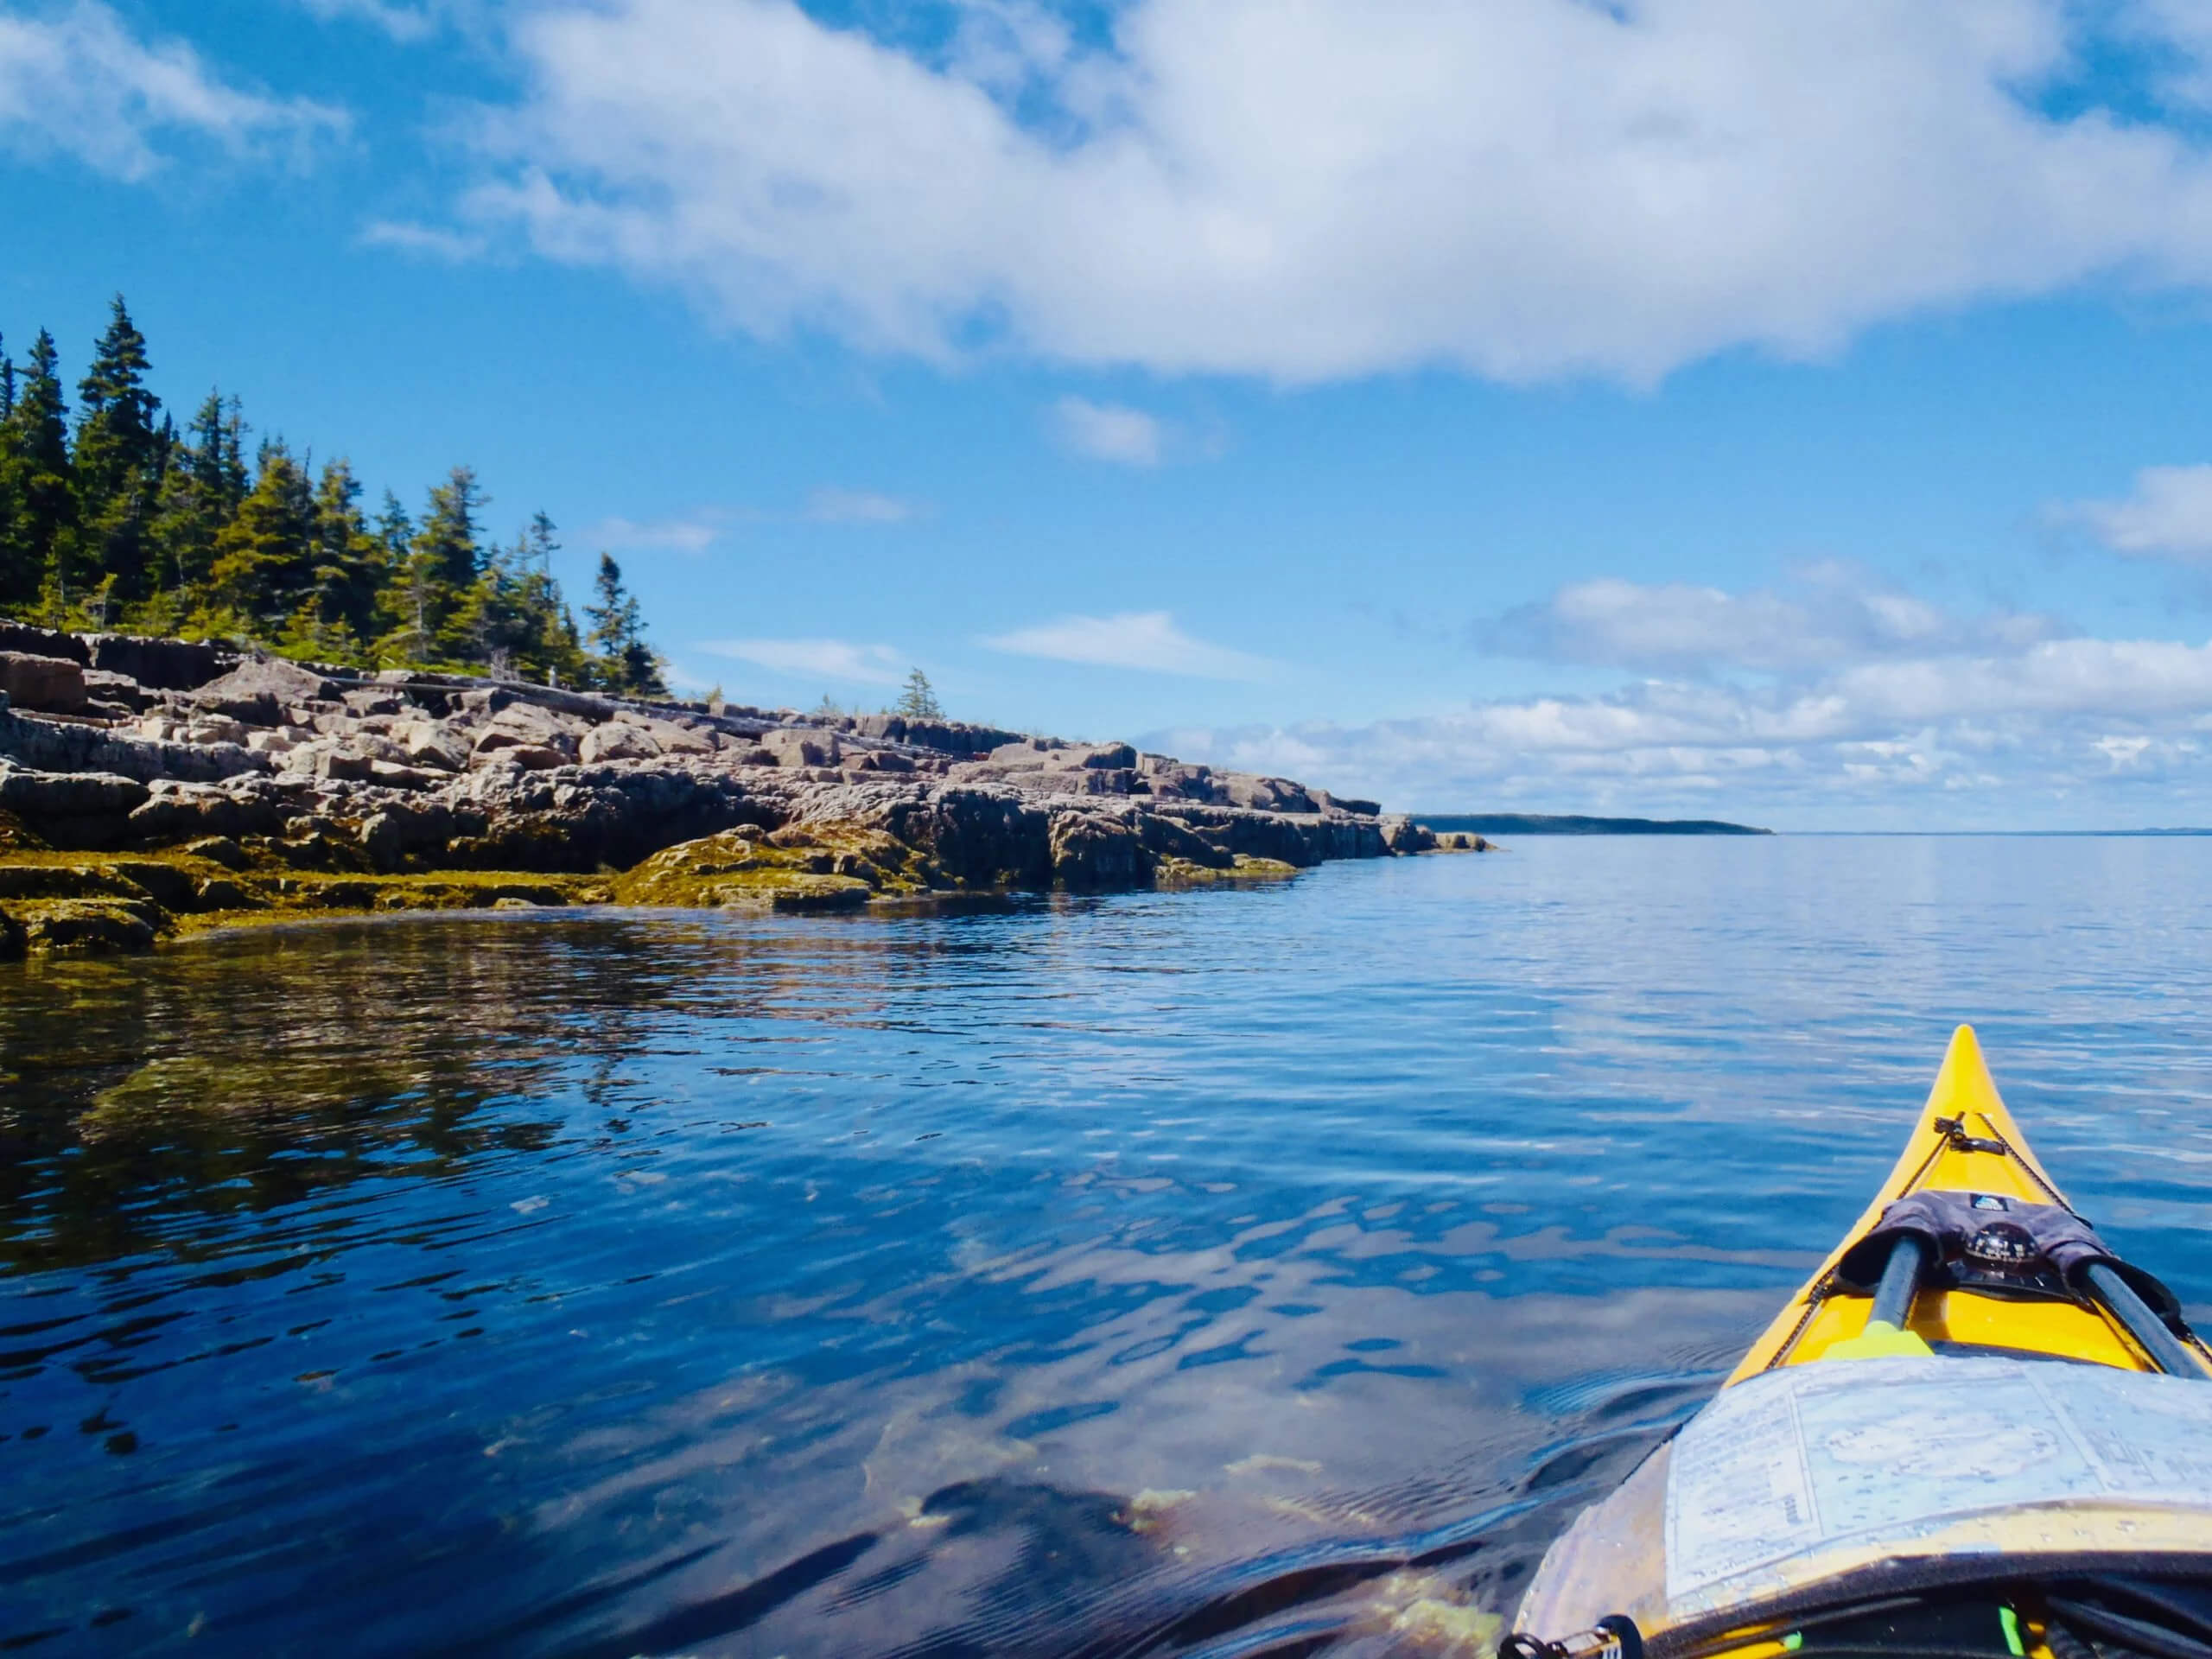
[1511,1026,2212,1659]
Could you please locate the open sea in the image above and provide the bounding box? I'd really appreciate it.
[7,836,2212,1656]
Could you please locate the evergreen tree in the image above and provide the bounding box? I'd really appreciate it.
[296,458,386,657]
[0,335,12,579]
[502,514,588,685]
[0,331,75,613]
[894,667,944,721]
[418,466,485,589]
[0,302,664,684]
[72,296,162,606]
[149,391,231,596]
[205,444,316,636]
[583,553,665,696]
[528,510,556,572]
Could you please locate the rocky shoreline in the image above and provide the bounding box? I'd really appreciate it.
[0,626,1483,956]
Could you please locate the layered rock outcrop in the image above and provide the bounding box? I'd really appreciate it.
[0,625,1478,953]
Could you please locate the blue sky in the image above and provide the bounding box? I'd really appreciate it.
[13,1,2212,826]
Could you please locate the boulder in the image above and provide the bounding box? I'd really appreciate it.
[1316,791,1382,817]
[0,623,88,664]
[193,656,340,722]
[763,728,840,768]
[1377,814,1436,855]
[985,738,1055,768]
[1047,810,1148,888]
[391,719,469,771]
[82,668,154,712]
[342,688,406,717]
[0,765,150,820]
[1222,773,1318,814]
[85,633,223,690]
[359,803,461,869]
[367,760,440,791]
[623,715,714,755]
[475,702,579,759]
[311,747,377,783]
[853,716,1021,756]
[16,899,160,954]
[472,742,567,772]
[1046,741,1139,771]
[125,779,291,844]
[581,722,663,765]
[0,652,87,714]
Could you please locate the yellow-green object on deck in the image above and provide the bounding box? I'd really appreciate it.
[1816,1319,1932,1361]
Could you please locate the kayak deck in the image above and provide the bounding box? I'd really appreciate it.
[1512,1027,2212,1657]
[1728,1025,2202,1381]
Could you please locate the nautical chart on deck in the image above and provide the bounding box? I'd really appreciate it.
[1665,1354,2212,1605]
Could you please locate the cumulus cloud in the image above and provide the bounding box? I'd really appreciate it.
[405,0,2212,384]
[698,637,905,684]
[803,488,925,524]
[1052,397,1163,466]
[1156,629,2212,821]
[0,0,345,180]
[983,611,1274,679]
[2056,464,2212,563]
[1479,568,2063,673]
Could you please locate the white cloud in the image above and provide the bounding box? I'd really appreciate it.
[1155,630,2212,822]
[296,0,442,42]
[412,0,2212,385]
[804,488,925,524]
[983,611,1274,680]
[0,1,345,181]
[581,513,722,553]
[1480,568,2063,673]
[698,638,905,684]
[2056,464,2212,563]
[1052,397,1162,466]
[361,219,489,260]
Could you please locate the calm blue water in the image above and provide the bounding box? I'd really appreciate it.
[6,838,2212,1656]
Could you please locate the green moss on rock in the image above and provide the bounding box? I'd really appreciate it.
[609,823,934,912]
[1154,855,1300,887]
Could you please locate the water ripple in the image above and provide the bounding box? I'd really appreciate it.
[4,840,2212,1653]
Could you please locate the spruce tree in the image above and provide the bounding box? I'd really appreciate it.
[72,296,162,607]
[894,668,944,721]
[584,553,665,696]
[418,466,485,588]
[504,513,588,685]
[0,335,13,579]
[149,391,224,595]
[205,445,315,636]
[0,331,75,613]
[299,459,386,657]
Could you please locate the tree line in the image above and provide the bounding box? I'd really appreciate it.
[0,296,664,696]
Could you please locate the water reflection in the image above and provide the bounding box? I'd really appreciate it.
[4,842,2212,1654]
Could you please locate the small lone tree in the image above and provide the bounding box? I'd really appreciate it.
[584,552,666,697]
[893,666,942,721]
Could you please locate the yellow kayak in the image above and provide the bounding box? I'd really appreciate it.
[1511,1026,2212,1659]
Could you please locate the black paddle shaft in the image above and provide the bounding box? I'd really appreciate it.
[1868,1232,1925,1330]
[2085,1261,2208,1380]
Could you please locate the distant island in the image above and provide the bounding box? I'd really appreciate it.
[1421,813,1771,836]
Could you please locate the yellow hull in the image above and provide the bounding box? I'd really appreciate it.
[1514,1027,2212,1654]
[1730,1024,2204,1380]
